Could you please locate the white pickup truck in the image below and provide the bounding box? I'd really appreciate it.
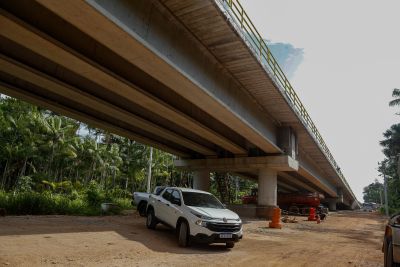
[132,186,165,216]
[146,187,243,248]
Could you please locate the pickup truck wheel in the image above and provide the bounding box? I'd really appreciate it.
[138,202,147,217]
[178,221,189,247]
[384,236,390,267]
[386,239,400,267]
[146,209,157,229]
[226,242,235,248]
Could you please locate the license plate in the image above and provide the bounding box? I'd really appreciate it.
[219,233,233,239]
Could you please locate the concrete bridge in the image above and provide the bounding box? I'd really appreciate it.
[0,0,359,215]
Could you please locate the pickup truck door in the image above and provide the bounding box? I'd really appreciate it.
[163,190,183,227]
[156,189,173,223]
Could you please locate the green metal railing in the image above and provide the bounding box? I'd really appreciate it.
[216,0,355,199]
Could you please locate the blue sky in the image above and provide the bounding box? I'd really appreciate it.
[241,0,400,201]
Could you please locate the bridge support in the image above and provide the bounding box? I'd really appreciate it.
[256,168,277,219]
[327,198,337,211]
[193,170,210,191]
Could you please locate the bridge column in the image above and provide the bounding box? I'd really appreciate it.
[351,200,359,210]
[193,170,210,191]
[327,198,337,211]
[256,168,277,219]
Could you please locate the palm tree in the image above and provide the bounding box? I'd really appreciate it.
[389,88,400,107]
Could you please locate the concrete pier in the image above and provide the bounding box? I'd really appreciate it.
[193,170,210,191]
[256,168,278,218]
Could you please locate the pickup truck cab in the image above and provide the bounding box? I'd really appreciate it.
[132,186,165,216]
[146,187,242,248]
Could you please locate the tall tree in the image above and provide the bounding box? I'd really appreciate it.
[363,180,383,204]
[389,88,400,108]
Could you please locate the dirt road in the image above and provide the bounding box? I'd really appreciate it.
[0,211,386,267]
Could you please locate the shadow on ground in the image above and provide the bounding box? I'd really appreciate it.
[0,213,236,255]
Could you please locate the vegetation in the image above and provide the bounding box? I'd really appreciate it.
[362,180,383,204]
[364,88,400,215]
[0,95,254,215]
[389,88,400,108]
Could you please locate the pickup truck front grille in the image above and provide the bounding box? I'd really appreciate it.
[206,222,241,233]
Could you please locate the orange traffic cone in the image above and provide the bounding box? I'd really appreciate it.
[269,207,282,229]
[308,207,317,221]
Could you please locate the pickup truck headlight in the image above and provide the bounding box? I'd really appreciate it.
[195,220,208,227]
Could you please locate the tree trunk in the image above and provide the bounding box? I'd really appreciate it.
[125,175,129,191]
[1,159,9,190]
[19,157,28,177]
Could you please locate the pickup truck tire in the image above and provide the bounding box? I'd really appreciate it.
[226,241,235,248]
[138,201,147,217]
[178,221,189,247]
[146,209,157,229]
[386,238,400,267]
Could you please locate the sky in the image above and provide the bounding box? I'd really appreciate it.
[241,0,400,201]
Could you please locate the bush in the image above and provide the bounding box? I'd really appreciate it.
[0,189,132,216]
[85,181,107,206]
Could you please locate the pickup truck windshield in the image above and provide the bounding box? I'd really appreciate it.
[182,192,224,209]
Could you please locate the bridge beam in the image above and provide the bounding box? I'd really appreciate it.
[278,172,320,193]
[0,55,217,157]
[0,11,246,156]
[0,82,188,157]
[34,0,280,154]
[174,155,298,172]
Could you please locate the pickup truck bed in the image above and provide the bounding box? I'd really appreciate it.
[132,186,165,216]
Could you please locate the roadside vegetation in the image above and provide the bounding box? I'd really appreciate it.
[364,88,400,215]
[0,95,254,215]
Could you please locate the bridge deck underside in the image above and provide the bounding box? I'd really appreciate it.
[0,1,252,160]
[0,0,355,204]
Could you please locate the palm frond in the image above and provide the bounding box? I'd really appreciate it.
[392,88,400,97]
[389,98,400,107]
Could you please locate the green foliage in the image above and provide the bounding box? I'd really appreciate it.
[363,180,383,203]
[0,96,251,214]
[371,88,400,215]
[85,181,106,207]
[0,188,132,216]
[389,88,400,108]
[16,176,33,192]
[0,96,178,215]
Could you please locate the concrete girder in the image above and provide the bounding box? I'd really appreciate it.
[277,181,298,192]
[351,200,360,210]
[278,172,320,193]
[0,11,246,156]
[174,156,299,172]
[298,166,337,198]
[0,55,217,156]
[34,0,281,154]
[0,81,188,157]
